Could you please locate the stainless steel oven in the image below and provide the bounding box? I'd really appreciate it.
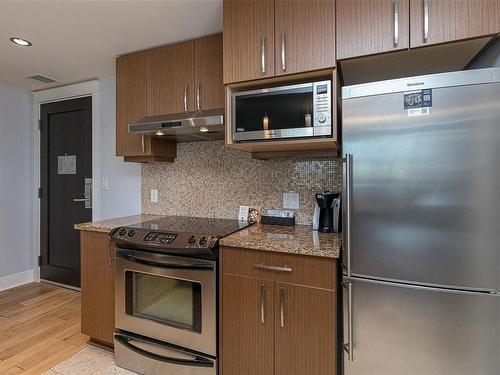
[114,248,217,374]
[231,80,332,142]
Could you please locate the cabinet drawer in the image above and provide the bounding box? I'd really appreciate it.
[222,247,336,290]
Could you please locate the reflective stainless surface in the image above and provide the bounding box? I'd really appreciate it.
[128,108,224,142]
[115,249,217,356]
[114,332,216,375]
[343,277,500,375]
[342,72,500,291]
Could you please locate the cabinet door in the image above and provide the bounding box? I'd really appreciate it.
[275,0,336,75]
[150,41,195,115]
[222,275,274,375]
[116,51,151,156]
[410,0,500,48]
[81,231,115,345]
[275,283,336,375]
[337,0,410,60]
[223,0,275,84]
[194,34,224,111]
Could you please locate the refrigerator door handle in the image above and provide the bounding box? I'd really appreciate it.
[343,281,354,362]
[343,154,353,276]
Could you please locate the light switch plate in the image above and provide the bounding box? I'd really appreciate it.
[150,189,158,203]
[102,177,109,191]
[283,192,300,209]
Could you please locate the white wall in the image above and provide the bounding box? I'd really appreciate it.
[98,77,141,219]
[0,83,34,283]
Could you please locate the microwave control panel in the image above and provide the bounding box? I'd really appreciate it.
[313,80,332,136]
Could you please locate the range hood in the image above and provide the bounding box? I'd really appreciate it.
[128,109,224,142]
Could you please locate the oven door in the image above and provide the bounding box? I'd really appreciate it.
[115,248,216,356]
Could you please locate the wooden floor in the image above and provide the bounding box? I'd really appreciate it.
[0,282,88,374]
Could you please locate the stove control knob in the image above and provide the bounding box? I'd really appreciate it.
[118,228,127,236]
[128,229,136,237]
[199,236,208,246]
[318,113,327,123]
[187,235,196,245]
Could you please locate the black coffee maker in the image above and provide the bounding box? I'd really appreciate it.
[315,191,341,233]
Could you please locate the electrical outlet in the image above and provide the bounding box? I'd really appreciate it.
[150,189,158,203]
[283,192,300,209]
[102,177,109,191]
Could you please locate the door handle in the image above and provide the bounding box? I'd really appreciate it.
[260,282,266,324]
[73,198,86,202]
[343,281,354,362]
[393,1,399,46]
[343,154,353,276]
[279,286,285,328]
[423,0,429,42]
[280,32,286,71]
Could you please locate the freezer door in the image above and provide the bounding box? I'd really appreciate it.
[343,277,500,375]
[343,81,500,291]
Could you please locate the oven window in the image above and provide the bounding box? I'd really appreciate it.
[125,271,202,333]
[235,86,314,132]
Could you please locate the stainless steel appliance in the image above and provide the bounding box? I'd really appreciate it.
[342,67,500,375]
[128,108,224,142]
[315,191,341,233]
[111,216,251,375]
[231,80,332,141]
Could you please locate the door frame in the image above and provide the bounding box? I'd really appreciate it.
[32,80,101,282]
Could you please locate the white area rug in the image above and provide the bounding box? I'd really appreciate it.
[42,346,137,375]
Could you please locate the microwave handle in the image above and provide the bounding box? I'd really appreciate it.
[115,334,214,368]
[116,250,214,271]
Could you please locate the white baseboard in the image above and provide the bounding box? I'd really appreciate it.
[0,269,34,292]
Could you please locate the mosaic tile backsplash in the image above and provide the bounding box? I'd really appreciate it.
[142,141,342,225]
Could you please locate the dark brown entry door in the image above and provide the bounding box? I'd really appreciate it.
[40,97,92,288]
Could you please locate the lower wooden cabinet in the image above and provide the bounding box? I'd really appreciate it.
[80,230,115,346]
[221,247,337,375]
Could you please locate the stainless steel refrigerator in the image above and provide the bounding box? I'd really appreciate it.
[341,67,500,375]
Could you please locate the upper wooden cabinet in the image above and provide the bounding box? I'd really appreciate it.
[410,0,500,48]
[337,0,410,60]
[274,0,336,76]
[223,0,275,83]
[195,34,225,110]
[116,33,223,161]
[223,0,336,84]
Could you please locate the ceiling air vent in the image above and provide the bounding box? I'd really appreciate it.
[26,74,58,84]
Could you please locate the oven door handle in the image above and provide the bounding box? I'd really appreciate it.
[117,251,214,271]
[115,334,214,368]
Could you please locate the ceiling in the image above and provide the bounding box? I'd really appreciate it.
[0,0,222,91]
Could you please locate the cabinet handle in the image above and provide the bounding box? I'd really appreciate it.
[108,241,115,267]
[260,37,266,74]
[196,83,201,111]
[342,281,354,362]
[280,32,286,71]
[184,85,189,112]
[141,135,145,153]
[423,0,429,42]
[393,1,399,46]
[279,287,285,328]
[255,263,292,273]
[260,282,266,324]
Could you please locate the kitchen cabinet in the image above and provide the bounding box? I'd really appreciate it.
[116,33,223,162]
[274,0,336,76]
[223,0,275,84]
[223,0,335,84]
[221,247,337,375]
[80,231,115,346]
[195,34,225,110]
[336,0,410,59]
[410,0,500,48]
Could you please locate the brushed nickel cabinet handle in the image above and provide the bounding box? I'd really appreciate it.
[280,32,286,71]
[423,0,429,42]
[279,287,285,328]
[141,135,145,153]
[393,1,399,46]
[196,83,201,111]
[260,282,266,324]
[255,264,292,273]
[261,37,266,74]
[108,241,114,267]
[184,85,189,112]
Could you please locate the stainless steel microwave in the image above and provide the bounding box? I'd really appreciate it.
[231,80,332,142]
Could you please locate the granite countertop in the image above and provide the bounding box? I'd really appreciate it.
[220,223,342,258]
[74,214,163,233]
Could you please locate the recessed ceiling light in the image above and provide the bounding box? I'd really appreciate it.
[10,37,32,46]
[155,130,164,136]
[200,126,209,133]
